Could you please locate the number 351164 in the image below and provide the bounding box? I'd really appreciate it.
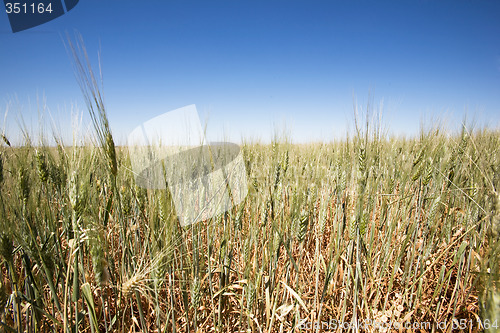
[5,2,54,14]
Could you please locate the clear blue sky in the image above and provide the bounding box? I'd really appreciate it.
[1,0,499,144]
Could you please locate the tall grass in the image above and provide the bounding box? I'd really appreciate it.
[1,117,499,332]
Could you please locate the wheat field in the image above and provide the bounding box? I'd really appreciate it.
[0,119,499,332]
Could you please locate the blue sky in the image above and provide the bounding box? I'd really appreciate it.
[1,0,499,144]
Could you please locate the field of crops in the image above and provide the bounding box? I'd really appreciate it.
[0,117,499,332]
